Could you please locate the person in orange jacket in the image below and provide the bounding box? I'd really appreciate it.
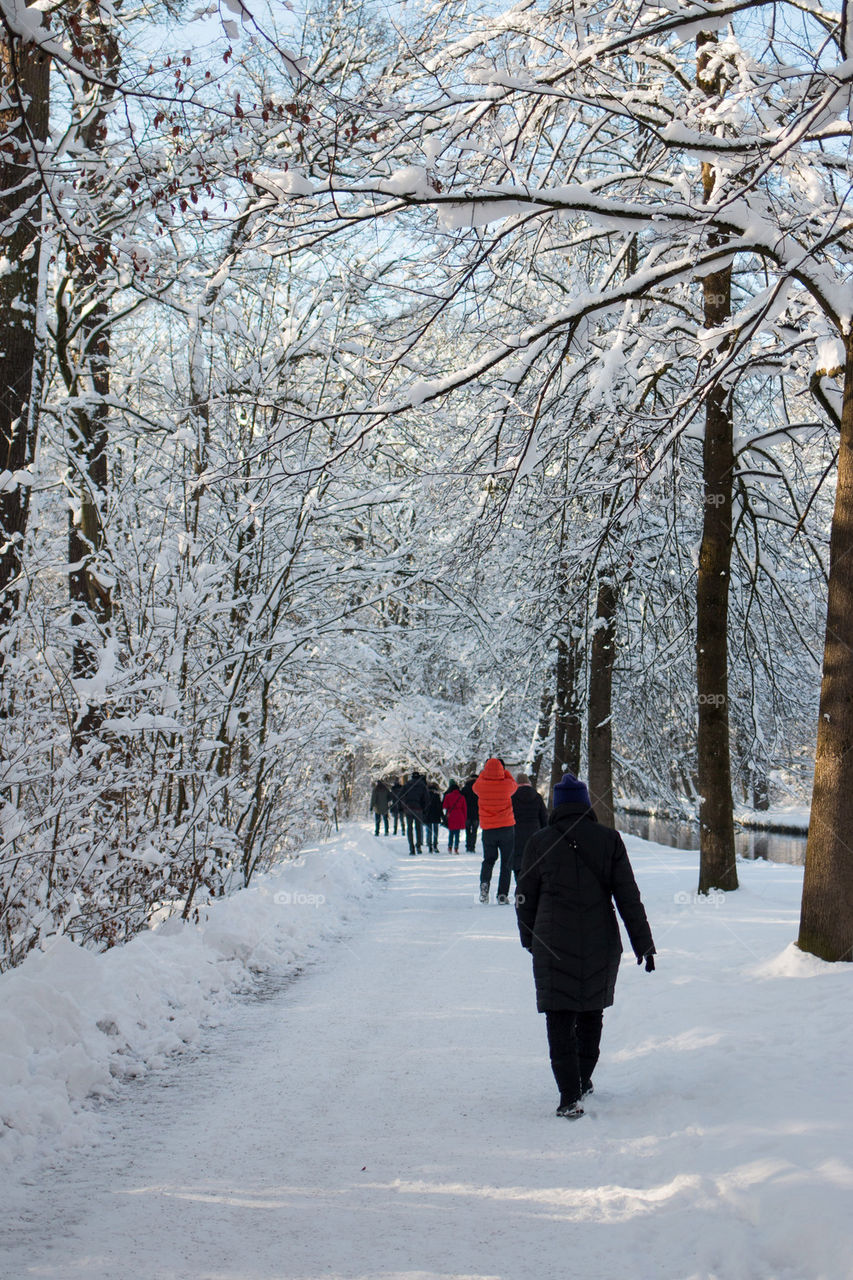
[473,757,518,903]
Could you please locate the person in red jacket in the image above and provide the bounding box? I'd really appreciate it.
[473,758,517,903]
[442,781,467,854]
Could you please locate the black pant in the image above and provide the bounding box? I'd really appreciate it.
[480,826,515,901]
[392,809,400,834]
[545,1009,604,1105]
[374,812,389,836]
[424,821,439,849]
[406,813,423,853]
[465,821,478,852]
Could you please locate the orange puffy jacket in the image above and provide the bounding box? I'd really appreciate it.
[473,758,518,829]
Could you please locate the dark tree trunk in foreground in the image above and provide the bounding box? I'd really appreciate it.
[695,260,738,893]
[798,332,853,962]
[587,574,617,829]
[0,14,49,685]
[696,31,738,894]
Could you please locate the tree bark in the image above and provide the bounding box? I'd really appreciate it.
[550,628,582,795]
[798,331,853,961]
[587,574,617,828]
[0,12,49,681]
[695,263,738,893]
[57,5,119,742]
[527,679,553,786]
[696,31,738,894]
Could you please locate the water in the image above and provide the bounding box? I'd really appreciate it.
[616,810,807,866]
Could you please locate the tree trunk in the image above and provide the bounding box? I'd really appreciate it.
[527,679,553,786]
[587,574,617,828]
[59,7,119,743]
[551,628,582,795]
[798,332,853,961]
[0,12,50,683]
[695,266,738,893]
[696,30,738,894]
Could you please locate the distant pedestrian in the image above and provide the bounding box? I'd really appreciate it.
[442,781,467,853]
[390,777,404,835]
[473,758,517,903]
[462,774,479,852]
[510,772,547,886]
[399,771,428,855]
[370,778,391,836]
[424,783,444,852]
[516,771,655,1120]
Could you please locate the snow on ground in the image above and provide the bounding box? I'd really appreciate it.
[0,829,397,1169]
[2,825,852,1280]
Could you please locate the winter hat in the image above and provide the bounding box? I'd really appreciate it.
[553,771,592,808]
[515,772,531,785]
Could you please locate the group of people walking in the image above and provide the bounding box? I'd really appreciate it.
[369,773,481,856]
[371,759,550,903]
[371,756,656,1122]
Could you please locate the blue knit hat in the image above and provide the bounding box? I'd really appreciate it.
[553,772,592,808]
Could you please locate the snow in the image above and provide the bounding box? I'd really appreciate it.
[2,825,852,1280]
[735,806,810,834]
[0,830,396,1169]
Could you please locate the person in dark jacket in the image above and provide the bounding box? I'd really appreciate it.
[516,771,655,1120]
[399,771,429,855]
[461,775,479,852]
[390,778,403,835]
[424,784,444,852]
[370,778,391,836]
[510,772,547,885]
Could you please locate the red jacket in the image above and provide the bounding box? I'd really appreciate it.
[442,788,467,831]
[473,759,517,829]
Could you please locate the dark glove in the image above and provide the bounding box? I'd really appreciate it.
[637,951,655,972]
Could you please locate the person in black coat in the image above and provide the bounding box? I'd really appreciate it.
[516,771,655,1119]
[510,773,547,885]
[370,779,391,836]
[390,778,403,835]
[461,775,479,852]
[399,771,429,854]
[424,784,444,852]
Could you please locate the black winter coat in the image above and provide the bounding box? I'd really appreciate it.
[370,782,391,815]
[425,789,444,824]
[461,780,479,823]
[399,774,429,817]
[510,785,548,870]
[516,802,655,1012]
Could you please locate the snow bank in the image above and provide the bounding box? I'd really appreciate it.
[0,827,395,1167]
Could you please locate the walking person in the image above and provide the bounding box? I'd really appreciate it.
[510,772,547,887]
[473,758,517,903]
[516,771,655,1120]
[424,783,444,852]
[390,777,404,835]
[462,774,479,852]
[442,780,467,853]
[370,778,391,837]
[399,771,428,855]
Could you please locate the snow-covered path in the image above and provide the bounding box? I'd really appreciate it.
[4,833,853,1280]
